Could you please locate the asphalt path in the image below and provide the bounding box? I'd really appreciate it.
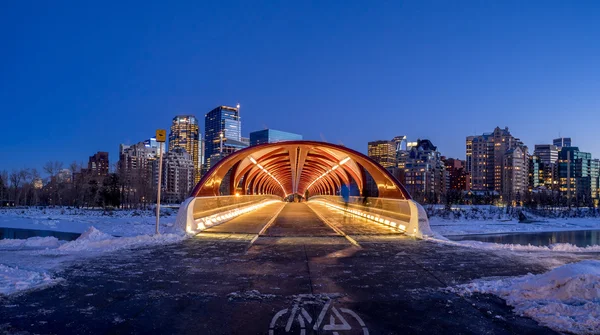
[0,203,558,334]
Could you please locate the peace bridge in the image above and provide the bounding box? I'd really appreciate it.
[176,140,432,240]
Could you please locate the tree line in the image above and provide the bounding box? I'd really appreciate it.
[0,161,157,209]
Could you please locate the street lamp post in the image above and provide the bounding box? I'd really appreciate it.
[155,129,166,235]
[219,132,224,154]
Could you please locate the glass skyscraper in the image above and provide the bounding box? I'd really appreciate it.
[204,105,242,168]
[168,115,201,183]
[249,129,302,146]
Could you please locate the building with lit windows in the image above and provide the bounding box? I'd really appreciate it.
[87,152,109,177]
[249,129,303,146]
[502,146,528,200]
[443,158,470,191]
[533,144,559,190]
[592,159,600,202]
[156,148,195,204]
[204,105,243,168]
[368,140,396,168]
[466,127,528,198]
[556,147,597,204]
[403,139,448,202]
[168,115,201,183]
[528,155,542,191]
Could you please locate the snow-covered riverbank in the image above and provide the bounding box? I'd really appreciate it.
[0,208,185,296]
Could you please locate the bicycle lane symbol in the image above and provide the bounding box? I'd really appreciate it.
[269,297,369,335]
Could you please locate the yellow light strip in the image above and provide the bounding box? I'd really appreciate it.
[248,156,287,196]
[193,200,279,232]
[313,200,406,232]
[306,157,351,191]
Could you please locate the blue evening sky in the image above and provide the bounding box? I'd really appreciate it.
[1,1,599,173]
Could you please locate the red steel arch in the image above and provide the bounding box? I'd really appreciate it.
[191,141,411,200]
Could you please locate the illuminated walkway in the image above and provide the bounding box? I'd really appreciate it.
[0,203,560,334]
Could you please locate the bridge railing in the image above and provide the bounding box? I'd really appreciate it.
[308,195,432,238]
[176,195,281,234]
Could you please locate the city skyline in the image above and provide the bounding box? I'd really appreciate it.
[0,113,591,178]
[2,1,600,172]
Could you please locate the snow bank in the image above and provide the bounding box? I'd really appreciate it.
[430,237,600,253]
[0,264,60,295]
[57,227,184,252]
[0,227,185,295]
[449,260,600,334]
[0,236,63,249]
[0,207,179,237]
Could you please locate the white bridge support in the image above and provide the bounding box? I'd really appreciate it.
[309,195,433,238]
[175,195,281,234]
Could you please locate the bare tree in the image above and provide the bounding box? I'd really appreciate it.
[43,161,64,206]
[43,161,64,179]
[29,168,41,206]
[0,170,7,201]
[9,168,30,205]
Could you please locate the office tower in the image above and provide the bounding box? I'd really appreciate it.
[403,139,448,201]
[528,155,542,191]
[392,135,407,152]
[466,127,528,197]
[204,105,245,168]
[156,148,195,204]
[368,140,396,168]
[553,137,572,149]
[557,147,596,204]
[249,129,303,146]
[169,115,200,183]
[144,137,159,148]
[533,144,559,189]
[592,159,600,201]
[443,158,470,191]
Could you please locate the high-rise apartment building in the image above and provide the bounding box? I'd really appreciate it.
[169,115,201,183]
[157,147,195,204]
[466,127,528,197]
[204,105,243,168]
[249,129,303,146]
[403,139,448,201]
[368,140,396,168]
[87,152,109,177]
[502,146,528,199]
[553,137,572,149]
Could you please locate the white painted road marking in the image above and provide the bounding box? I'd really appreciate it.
[269,295,369,334]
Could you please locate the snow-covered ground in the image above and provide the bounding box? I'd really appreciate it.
[448,260,600,335]
[0,207,185,296]
[427,206,600,251]
[427,207,600,334]
[429,213,600,236]
[0,207,178,237]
